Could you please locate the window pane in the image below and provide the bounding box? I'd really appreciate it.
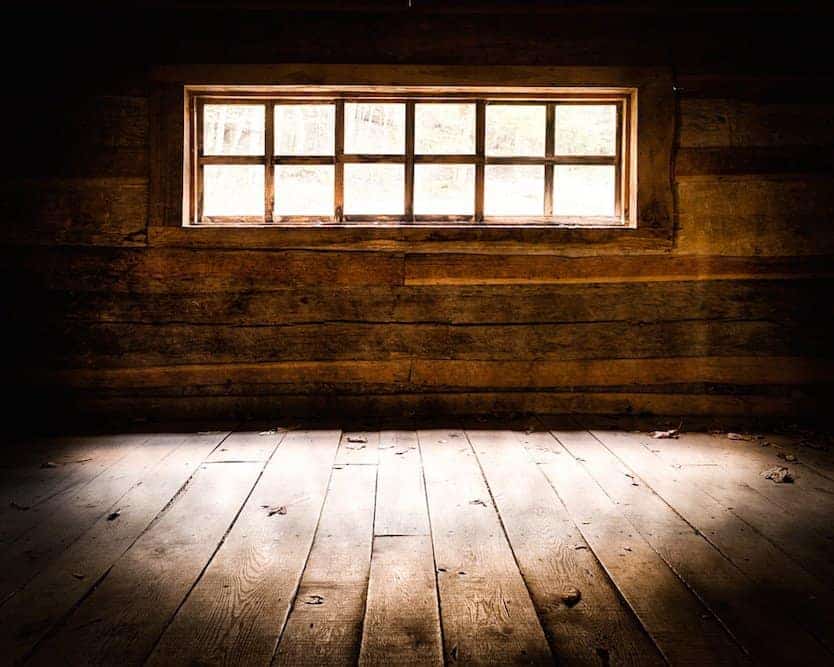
[274,104,335,156]
[203,165,264,216]
[484,166,544,215]
[555,105,617,156]
[486,105,545,156]
[415,104,476,154]
[414,165,475,215]
[345,103,405,154]
[554,165,615,216]
[344,164,404,214]
[203,105,264,156]
[275,165,334,216]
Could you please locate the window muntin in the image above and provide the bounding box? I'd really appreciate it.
[189,90,631,225]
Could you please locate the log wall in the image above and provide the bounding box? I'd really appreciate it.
[3,4,833,424]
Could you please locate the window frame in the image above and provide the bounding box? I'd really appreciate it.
[186,87,636,227]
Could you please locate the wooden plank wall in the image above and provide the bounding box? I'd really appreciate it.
[2,5,833,426]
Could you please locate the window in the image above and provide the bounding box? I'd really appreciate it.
[185,87,636,227]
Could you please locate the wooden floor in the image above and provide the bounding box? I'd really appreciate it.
[2,419,833,666]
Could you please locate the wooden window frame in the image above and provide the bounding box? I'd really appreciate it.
[188,89,634,227]
[150,65,674,253]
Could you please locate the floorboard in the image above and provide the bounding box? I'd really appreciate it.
[527,426,747,665]
[27,459,264,665]
[419,428,553,665]
[2,422,832,666]
[0,431,225,662]
[148,429,338,666]
[273,463,377,666]
[467,428,665,665]
[359,535,443,667]
[553,427,830,663]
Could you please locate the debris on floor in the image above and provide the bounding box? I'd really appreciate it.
[72,573,85,580]
[344,443,366,450]
[777,451,798,463]
[469,499,487,507]
[762,466,793,483]
[304,594,325,605]
[74,457,93,463]
[727,433,754,441]
[624,473,639,486]
[560,587,582,607]
[107,509,121,521]
[40,461,59,469]
[9,501,30,511]
[649,428,680,439]
[346,435,368,444]
[262,504,287,517]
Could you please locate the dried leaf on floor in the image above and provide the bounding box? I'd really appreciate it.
[261,504,287,517]
[560,587,582,607]
[304,594,325,605]
[762,466,793,483]
[650,428,680,439]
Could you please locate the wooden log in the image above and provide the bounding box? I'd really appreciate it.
[0,177,148,247]
[30,319,830,367]
[23,279,832,325]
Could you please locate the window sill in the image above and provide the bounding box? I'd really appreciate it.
[148,222,670,255]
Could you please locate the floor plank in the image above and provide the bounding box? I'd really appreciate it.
[419,428,553,665]
[205,428,278,462]
[359,535,443,667]
[274,463,377,666]
[0,431,225,662]
[466,428,664,665]
[148,429,340,666]
[642,432,834,587]
[0,433,150,549]
[375,430,428,536]
[27,460,264,666]
[0,433,194,602]
[525,428,747,665]
[587,426,834,654]
[552,427,831,664]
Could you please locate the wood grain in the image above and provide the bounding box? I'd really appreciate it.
[28,461,263,666]
[0,432,225,662]
[359,535,443,667]
[419,428,552,664]
[148,429,340,666]
[527,428,746,665]
[274,464,377,666]
[467,428,664,665]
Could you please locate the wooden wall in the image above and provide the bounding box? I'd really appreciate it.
[3,4,833,425]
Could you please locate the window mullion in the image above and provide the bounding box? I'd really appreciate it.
[335,100,344,222]
[264,101,275,223]
[475,100,485,223]
[195,98,204,223]
[405,101,415,222]
[545,103,555,217]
